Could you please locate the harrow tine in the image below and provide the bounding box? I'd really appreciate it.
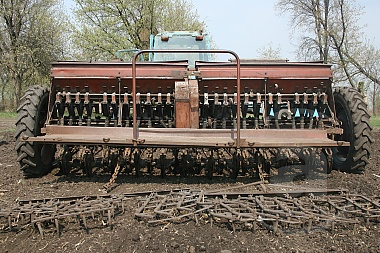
[160,150,166,178]
[134,148,140,177]
[2,190,379,236]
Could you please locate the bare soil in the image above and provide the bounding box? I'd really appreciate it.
[0,118,379,253]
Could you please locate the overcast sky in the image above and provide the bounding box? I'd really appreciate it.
[64,0,379,61]
[191,0,380,61]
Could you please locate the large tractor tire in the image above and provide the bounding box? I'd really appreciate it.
[15,86,56,177]
[332,86,373,173]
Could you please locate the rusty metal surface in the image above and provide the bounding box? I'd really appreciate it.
[41,47,345,177]
[132,50,241,147]
[175,102,191,128]
[46,50,340,151]
[29,126,349,148]
[189,79,199,128]
[196,61,333,80]
[2,184,379,236]
[51,61,189,78]
[175,81,191,128]
[17,188,190,205]
[0,196,117,237]
[135,191,379,233]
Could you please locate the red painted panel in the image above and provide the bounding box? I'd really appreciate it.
[196,62,332,80]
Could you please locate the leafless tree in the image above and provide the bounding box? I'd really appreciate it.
[276,0,379,89]
[257,43,283,60]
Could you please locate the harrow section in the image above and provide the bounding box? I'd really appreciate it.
[135,191,380,233]
[1,186,379,236]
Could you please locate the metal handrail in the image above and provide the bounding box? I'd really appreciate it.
[116,49,142,61]
[132,49,241,148]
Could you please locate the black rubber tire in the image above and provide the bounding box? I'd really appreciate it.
[15,86,56,178]
[332,87,373,173]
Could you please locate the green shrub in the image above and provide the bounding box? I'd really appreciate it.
[0,111,17,119]
[370,116,380,128]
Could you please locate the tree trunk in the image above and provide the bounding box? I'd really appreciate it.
[15,74,23,109]
[373,82,377,116]
[0,87,4,111]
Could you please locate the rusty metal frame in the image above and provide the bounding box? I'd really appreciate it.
[24,51,350,149]
[134,191,379,233]
[32,126,348,147]
[132,50,241,147]
[4,187,380,236]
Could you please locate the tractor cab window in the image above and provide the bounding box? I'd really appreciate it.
[153,35,211,66]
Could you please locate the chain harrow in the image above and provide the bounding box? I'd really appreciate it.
[0,195,123,237]
[136,192,380,233]
[1,186,379,236]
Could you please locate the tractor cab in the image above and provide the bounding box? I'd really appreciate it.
[149,31,212,67]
